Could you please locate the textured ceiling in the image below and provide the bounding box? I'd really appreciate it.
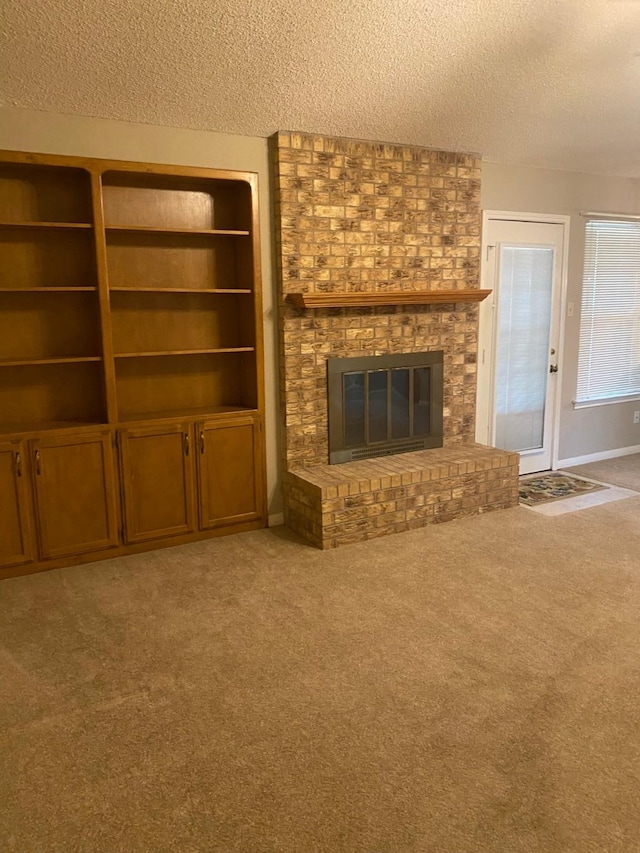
[3,0,640,176]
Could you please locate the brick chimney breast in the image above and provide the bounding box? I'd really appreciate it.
[270,131,482,471]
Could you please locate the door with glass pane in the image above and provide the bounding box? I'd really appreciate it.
[476,218,565,475]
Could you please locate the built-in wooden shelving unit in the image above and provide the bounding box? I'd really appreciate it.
[0,149,266,580]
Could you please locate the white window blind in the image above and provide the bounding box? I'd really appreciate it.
[576,219,640,404]
[495,246,553,452]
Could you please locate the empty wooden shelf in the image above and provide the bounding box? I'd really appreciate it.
[108,287,252,294]
[105,225,250,236]
[0,221,93,229]
[0,356,102,367]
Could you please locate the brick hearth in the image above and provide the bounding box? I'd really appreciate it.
[285,445,519,549]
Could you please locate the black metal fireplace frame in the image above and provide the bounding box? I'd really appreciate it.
[327,351,444,464]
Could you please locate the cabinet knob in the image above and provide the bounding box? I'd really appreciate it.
[15,451,22,478]
[184,433,190,456]
[35,449,41,475]
[200,431,205,454]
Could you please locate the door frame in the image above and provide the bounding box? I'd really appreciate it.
[477,210,571,472]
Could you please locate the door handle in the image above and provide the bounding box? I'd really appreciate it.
[549,364,558,374]
[14,451,22,478]
[35,449,41,475]
[184,433,190,456]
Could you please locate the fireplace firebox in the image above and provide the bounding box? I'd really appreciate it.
[327,351,444,464]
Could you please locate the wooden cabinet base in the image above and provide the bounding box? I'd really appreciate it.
[0,516,267,581]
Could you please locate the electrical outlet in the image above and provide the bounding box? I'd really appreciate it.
[634,410,640,425]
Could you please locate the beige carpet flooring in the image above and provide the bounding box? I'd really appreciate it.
[2,497,640,852]
[566,452,640,492]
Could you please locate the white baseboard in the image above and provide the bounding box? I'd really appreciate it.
[268,513,284,527]
[556,443,640,469]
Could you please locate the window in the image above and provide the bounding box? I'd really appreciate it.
[576,219,640,406]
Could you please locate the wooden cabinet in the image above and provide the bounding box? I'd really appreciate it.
[119,423,196,543]
[30,432,119,559]
[197,417,262,529]
[119,417,264,542]
[0,440,33,569]
[0,431,118,571]
[0,149,267,579]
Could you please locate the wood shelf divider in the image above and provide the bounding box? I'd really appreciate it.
[285,289,492,309]
[0,221,92,230]
[0,356,103,368]
[118,405,258,424]
[0,420,108,437]
[0,287,97,293]
[114,347,255,359]
[109,287,252,294]
[105,224,250,236]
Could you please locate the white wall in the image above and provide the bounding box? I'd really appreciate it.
[481,161,640,463]
[0,107,282,517]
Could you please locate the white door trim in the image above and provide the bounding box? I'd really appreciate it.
[478,211,571,471]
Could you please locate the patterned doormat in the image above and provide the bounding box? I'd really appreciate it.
[519,472,608,506]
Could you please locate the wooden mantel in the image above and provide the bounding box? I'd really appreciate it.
[286,289,492,309]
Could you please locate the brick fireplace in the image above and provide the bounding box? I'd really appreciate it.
[270,131,519,548]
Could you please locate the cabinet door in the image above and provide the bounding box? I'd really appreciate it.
[197,417,263,529]
[0,440,34,569]
[31,431,119,560]
[119,423,196,544]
